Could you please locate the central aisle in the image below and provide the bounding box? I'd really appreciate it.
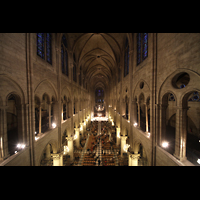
[76,119,122,166]
[96,121,102,166]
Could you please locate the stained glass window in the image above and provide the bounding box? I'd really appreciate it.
[180,84,185,89]
[188,91,200,102]
[127,45,129,74]
[169,93,175,101]
[137,33,148,66]
[62,35,67,48]
[65,50,68,76]
[118,67,121,82]
[79,66,82,86]
[124,50,127,76]
[124,37,129,77]
[142,33,148,60]
[73,64,77,82]
[37,33,52,64]
[37,33,44,59]
[61,34,68,76]
[46,33,52,64]
[73,53,77,82]
[61,44,65,74]
[137,33,141,65]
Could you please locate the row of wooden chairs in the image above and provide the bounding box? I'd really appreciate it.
[83,163,96,166]
[83,157,95,161]
[103,163,115,166]
[102,155,114,158]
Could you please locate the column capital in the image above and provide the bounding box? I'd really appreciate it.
[55,48,61,53]
[129,50,134,55]
[66,136,74,141]
[120,136,127,140]
[132,99,137,103]
[176,106,189,111]
[130,153,140,159]
[51,153,60,159]
[69,63,74,69]
[136,101,140,106]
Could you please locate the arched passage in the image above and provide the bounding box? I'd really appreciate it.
[160,92,176,155]
[129,141,148,166]
[182,90,200,165]
[39,140,57,166]
[6,93,23,155]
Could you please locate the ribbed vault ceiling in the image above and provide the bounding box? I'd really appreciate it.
[67,33,127,90]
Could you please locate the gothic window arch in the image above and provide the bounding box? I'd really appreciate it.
[61,34,69,76]
[125,95,129,119]
[188,91,200,102]
[37,33,52,64]
[73,53,77,82]
[137,33,148,66]
[124,37,129,77]
[79,66,82,86]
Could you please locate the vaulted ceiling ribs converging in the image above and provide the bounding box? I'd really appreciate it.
[71,33,127,90]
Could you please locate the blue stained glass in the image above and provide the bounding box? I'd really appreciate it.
[61,34,68,76]
[180,84,185,89]
[124,50,127,76]
[37,33,44,59]
[62,34,67,48]
[188,91,200,101]
[169,93,175,101]
[137,33,141,65]
[65,50,68,76]
[143,33,148,60]
[46,33,52,64]
[124,37,129,77]
[73,64,77,82]
[61,45,65,74]
[127,45,129,74]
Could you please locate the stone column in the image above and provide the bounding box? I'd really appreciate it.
[80,122,83,140]
[75,128,80,148]
[174,106,188,161]
[25,103,30,146]
[0,106,9,159]
[59,153,63,166]
[145,103,148,133]
[121,136,127,156]
[66,136,74,162]
[132,100,137,125]
[16,104,25,144]
[51,153,62,166]
[38,104,42,135]
[83,120,86,133]
[61,101,63,123]
[160,104,167,142]
[116,127,120,146]
[49,102,52,128]
[129,152,140,166]
[137,102,140,128]
[45,144,51,160]
[157,103,162,146]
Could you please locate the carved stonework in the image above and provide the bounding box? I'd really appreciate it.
[130,153,140,160]
[51,153,60,159]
